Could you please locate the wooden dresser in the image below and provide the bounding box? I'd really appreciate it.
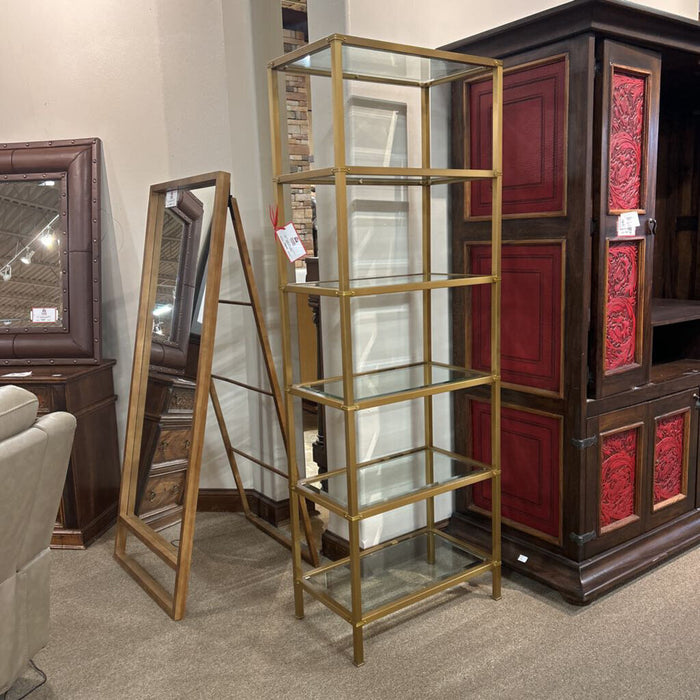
[448,0,700,603]
[0,361,121,548]
[135,372,195,530]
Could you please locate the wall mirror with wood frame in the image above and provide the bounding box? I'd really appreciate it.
[115,171,230,619]
[0,138,102,364]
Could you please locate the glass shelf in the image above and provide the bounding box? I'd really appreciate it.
[276,166,494,186]
[303,531,488,619]
[272,36,495,86]
[291,362,493,409]
[285,272,494,297]
[297,447,492,519]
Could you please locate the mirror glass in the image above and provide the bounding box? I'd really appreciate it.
[0,178,65,329]
[153,208,186,341]
[133,186,215,550]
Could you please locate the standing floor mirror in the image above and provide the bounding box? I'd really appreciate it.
[115,171,230,619]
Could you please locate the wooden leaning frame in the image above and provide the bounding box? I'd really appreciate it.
[115,172,317,620]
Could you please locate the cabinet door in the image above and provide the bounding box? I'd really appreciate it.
[586,404,647,554]
[586,389,698,556]
[591,41,661,398]
[647,389,698,530]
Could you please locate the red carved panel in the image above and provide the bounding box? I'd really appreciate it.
[653,412,687,505]
[600,427,638,528]
[608,68,647,212]
[468,56,566,217]
[470,244,562,392]
[470,401,560,539]
[605,241,640,373]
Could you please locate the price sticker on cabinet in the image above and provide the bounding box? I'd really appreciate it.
[617,211,640,237]
[275,222,307,263]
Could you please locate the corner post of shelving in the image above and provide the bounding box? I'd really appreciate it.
[329,36,364,666]
[267,63,305,619]
[420,83,436,563]
[489,62,504,600]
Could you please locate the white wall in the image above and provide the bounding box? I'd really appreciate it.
[0,0,285,495]
[339,0,698,46]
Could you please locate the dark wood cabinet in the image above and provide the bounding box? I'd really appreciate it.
[0,362,120,548]
[448,0,700,603]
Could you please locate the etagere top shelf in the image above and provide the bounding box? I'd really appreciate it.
[268,33,500,87]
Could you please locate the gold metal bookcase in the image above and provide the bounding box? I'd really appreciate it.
[268,34,503,665]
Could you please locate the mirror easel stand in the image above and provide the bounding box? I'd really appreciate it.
[115,176,319,621]
[209,196,319,566]
[115,172,231,620]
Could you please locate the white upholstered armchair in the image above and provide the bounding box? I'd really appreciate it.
[0,385,76,697]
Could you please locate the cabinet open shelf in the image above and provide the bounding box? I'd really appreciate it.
[302,530,492,624]
[651,298,700,327]
[284,272,494,297]
[297,446,493,519]
[290,361,494,409]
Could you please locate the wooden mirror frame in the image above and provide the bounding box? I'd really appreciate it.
[115,171,230,619]
[149,189,204,372]
[0,138,102,364]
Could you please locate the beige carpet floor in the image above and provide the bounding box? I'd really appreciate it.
[9,513,700,699]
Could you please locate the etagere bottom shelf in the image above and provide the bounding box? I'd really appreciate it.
[297,528,499,663]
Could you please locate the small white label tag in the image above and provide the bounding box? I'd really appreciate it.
[517,554,528,563]
[617,211,640,237]
[165,190,178,208]
[276,222,307,263]
[31,307,57,323]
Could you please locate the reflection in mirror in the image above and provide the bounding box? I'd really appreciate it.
[0,178,65,329]
[134,186,214,546]
[150,190,204,372]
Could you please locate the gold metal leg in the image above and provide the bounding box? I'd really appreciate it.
[492,561,502,601]
[294,575,305,619]
[352,625,365,667]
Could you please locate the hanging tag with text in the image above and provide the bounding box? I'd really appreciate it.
[617,211,640,237]
[165,190,178,208]
[275,222,307,263]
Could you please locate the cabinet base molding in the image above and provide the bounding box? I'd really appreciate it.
[51,503,119,549]
[449,509,700,604]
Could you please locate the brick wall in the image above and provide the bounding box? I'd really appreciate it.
[282,4,314,260]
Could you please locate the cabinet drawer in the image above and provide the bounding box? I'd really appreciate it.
[140,469,186,515]
[168,383,195,414]
[153,426,192,464]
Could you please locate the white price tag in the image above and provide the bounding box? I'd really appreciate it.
[617,211,640,237]
[30,307,58,323]
[275,222,307,263]
[165,190,178,208]
[517,554,528,563]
